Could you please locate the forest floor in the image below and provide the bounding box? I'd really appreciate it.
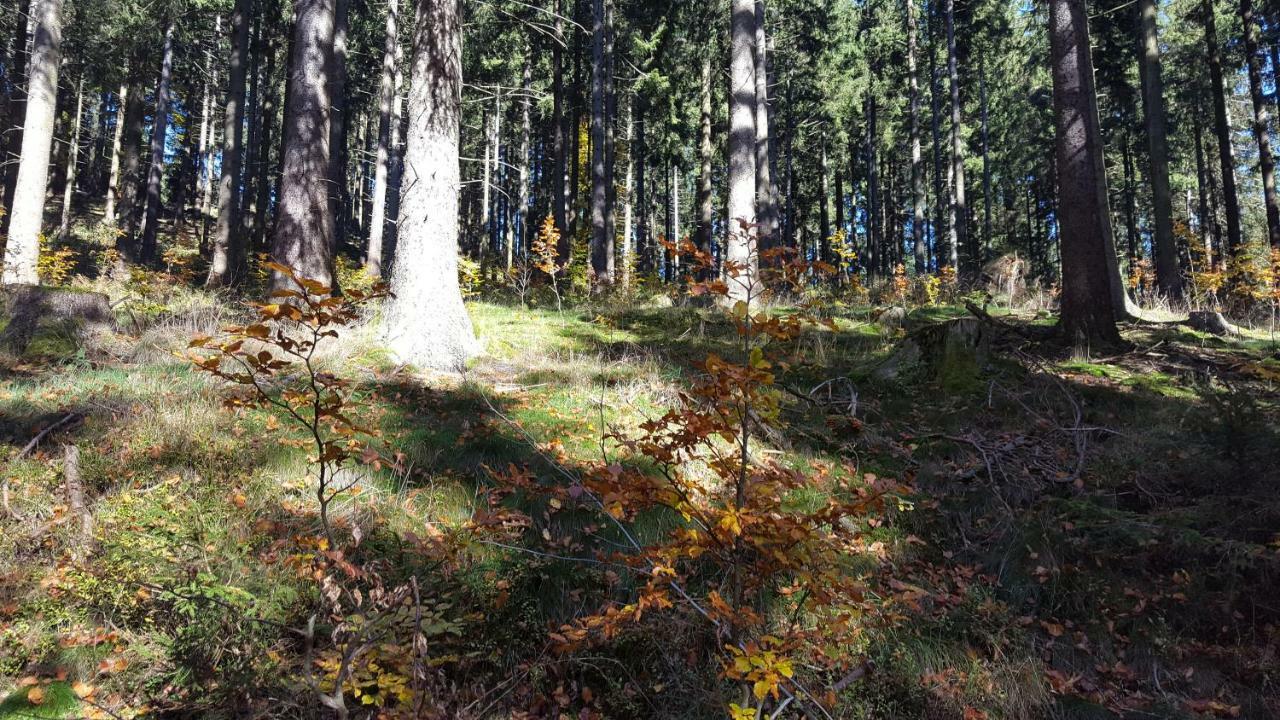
[0,258,1278,718]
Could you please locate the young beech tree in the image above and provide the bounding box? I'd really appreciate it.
[271,0,337,292]
[379,0,478,371]
[2,0,64,285]
[1051,0,1122,346]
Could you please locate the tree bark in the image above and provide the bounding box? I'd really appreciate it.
[1136,0,1182,296]
[328,0,350,250]
[589,0,613,287]
[0,0,30,236]
[696,56,714,277]
[929,7,947,270]
[366,0,400,276]
[104,82,127,224]
[197,16,220,249]
[1051,0,1122,346]
[116,73,145,245]
[2,0,62,285]
[138,19,176,264]
[57,76,84,242]
[380,0,478,370]
[1240,0,1280,249]
[866,92,879,277]
[208,0,252,287]
[271,0,337,291]
[908,0,927,273]
[514,49,533,268]
[945,0,966,274]
[1202,0,1243,261]
[979,55,992,264]
[753,0,779,251]
[727,0,758,301]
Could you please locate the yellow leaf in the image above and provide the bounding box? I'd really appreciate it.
[728,703,755,720]
[26,686,45,705]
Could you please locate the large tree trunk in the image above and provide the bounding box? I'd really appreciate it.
[271,0,337,291]
[207,0,252,287]
[366,0,400,277]
[1240,0,1280,249]
[1136,0,1182,296]
[138,20,176,263]
[116,74,145,246]
[1051,0,1122,346]
[2,0,63,285]
[945,0,967,275]
[57,76,84,242]
[696,56,714,277]
[908,0,927,273]
[727,0,758,302]
[197,16,220,249]
[753,0,779,251]
[380,0,478,370]
[1202,0,1243,261]
[589,0,613,287]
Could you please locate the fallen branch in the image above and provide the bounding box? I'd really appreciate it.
[17,411,83,458]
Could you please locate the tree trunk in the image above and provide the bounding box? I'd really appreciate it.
[1240,0,1280,249]
[380,0,478,370]
[116,74,145,245]
[253,25,279,254]
[514,49,533,267]
[271,0,336,291]
[208,0,252,286]
[696,56,714,277]
[1193,112,1214,268]
[138,19,175,263]
[366,0,400,276]
[1203,0,1243,261]
[726,0,759,300]
[820,140,831,246]
[2,0,63,285]
[1051,0,1122,346]
[929,8,947,270]
[57,76,83,242]
[1136,0,1182,296]
[552,0,568,251]
[104,82,127,224]
[328,0,350,251]
[589,0,613,287]
[866,93,879,277]
[0,0,30,236]
[979,55,992,264]
[753,0,779,251]
[197,16,220,249]
[908,0,927,273]
[622,97,634,287]
[945,0,967,275]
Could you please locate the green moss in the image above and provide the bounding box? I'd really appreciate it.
[0,682,80,720]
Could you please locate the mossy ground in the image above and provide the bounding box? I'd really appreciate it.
[1,270,1277,718]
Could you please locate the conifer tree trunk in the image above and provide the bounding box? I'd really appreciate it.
[1240,0,1280,249]
[57,76,83,242]
[2,0,63,285]
[271,0,337,290]
[208,0,252,286]
[1137,0,1182,296]
[589,0,613,287]
[380,0,478,370]
[622,97,634,286]
[944,0,966,273]
[366,0,400,276]
[552,0,567,248]
[116,74,145,245]
[0,0,30,235]
[196,16,219,248]
[696,56,714,276]
[1202,0,1243,261]
[104,82,127,224]
[929,11,947,269]
[866,93,879,277]
[328,0,350,250]
[1051,0,1122,346]
[754,0,779,251]
[727,0,758,301]
[979,55,992,264]
[820,141,831,244]
[253,28,279,254]
[514,50,533,266]
[908,0,927,273]
[138,19,175,263]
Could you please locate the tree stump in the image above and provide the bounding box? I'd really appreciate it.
[1,285,113,356]
[1186,310,1241,337]
[872,317,991,391]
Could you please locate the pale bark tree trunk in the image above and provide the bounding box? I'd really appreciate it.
[57,76,83,241]
[515,50,532,266]
[197,16,220,248]
[1203,0,1243,261]
[2,0,63,285]
[366,0,400,276]
[271,0,337,290]
[945,0,967,274]
[552,0,569,264]
[727,0,758,301]
[820,141,831,243]
[589,0,613,287]
[1051,0,1122,346]
[979,55,992,263]
[908,0,927,273]
[753,0,779,250]
[208,0,251,286]
[929,10,947,269]
[104,82,127,223]
[381,0,478,370]
[139,19,175,263]
[1137,0,1182,296]
[696,56,714,276]
[622,98,634,287]
[1240,0,1280,249]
